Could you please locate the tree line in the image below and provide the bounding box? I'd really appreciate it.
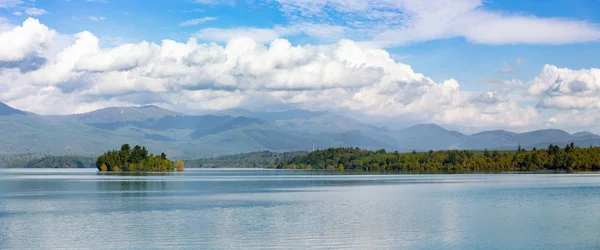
[96,144,184,172]
[272,143,600,172]
[185,151,308,168]
[0,154,95,168]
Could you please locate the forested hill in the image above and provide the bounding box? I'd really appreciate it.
[0,154,95,168]
[273,144,600,172]
[185,151,307,168]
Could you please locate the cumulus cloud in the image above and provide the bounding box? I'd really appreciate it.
[0,18,56,61]
[0,17,567,131]
[547,110,600,132]
[528,65,600,110]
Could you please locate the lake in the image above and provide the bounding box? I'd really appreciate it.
[1,169,600,249]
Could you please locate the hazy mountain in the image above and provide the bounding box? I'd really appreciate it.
[83,114,233,131]
[461,130,518,149]
[217,108,324,121]
[0,102,26,116]
[274,113,384,134]
[516,129,572,146]
[390,124,600,151]
[391,124,466,151]
[460,129,599,150]
[190,116,266,139]
[1,102,600,160]
[75,105,182,123]
[218,109,381,134]
[573,131,600,138]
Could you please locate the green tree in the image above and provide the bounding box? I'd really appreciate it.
[96,144,177,172]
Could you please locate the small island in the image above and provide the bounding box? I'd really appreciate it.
[96,144,184,172]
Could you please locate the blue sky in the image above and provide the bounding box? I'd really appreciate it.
[1,0,600,132]
[4,0,598,85]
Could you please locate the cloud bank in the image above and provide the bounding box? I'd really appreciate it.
[0,18,599,132]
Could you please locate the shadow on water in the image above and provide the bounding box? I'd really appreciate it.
[95,171,182,177]
[95,172,181,198]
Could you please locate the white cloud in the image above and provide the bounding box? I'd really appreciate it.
[456,12,600,45]
[516,58,524,65]
[88,16,106,21]
[196,26,292,43]
[547,109,600,132]
[0,19,543,131]
[499,62,516,74]
[480,79,524,90]
[528,65,600,110]
[11,18,600,131]
[0,0,22,8]
[12,11,22,16]
[194,0,234,6]
[0,16,13,31]
[0,18,56,61]
[182,9,204,13]
[179,17,217,27]
[271,0,600,47]
[75,41,159,72]
[25,7,48,16]
[195,23,346,43]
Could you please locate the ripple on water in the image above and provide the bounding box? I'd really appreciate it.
[2,169,600,249]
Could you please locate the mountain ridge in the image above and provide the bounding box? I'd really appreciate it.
[0,102,26,116]
[0,101,599,158]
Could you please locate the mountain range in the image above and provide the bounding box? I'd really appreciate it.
[1,102,599,159]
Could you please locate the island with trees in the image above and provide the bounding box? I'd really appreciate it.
[96,144,184,172]
[271,143,600,173]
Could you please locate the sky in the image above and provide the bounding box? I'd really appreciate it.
[0,0,600,133]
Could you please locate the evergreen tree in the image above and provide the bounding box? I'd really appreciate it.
[96,144,177,172]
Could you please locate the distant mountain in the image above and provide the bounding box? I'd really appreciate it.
[1,102,600,160]
[190,116,265,139]
[516,129,572,146]
[75,105,182,123]
[462,130,518,149]
[275,113,384,134]
[391,124,466,151]
[573,131,600,138]
[388,124,600,151]
[0,102,26,116]
[83,114,233,131]
[217,108,324,121]
[447,128,597,151]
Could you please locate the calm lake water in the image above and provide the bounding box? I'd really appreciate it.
[1,169,600,249]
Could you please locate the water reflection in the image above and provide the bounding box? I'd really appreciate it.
[2,169,600,249]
